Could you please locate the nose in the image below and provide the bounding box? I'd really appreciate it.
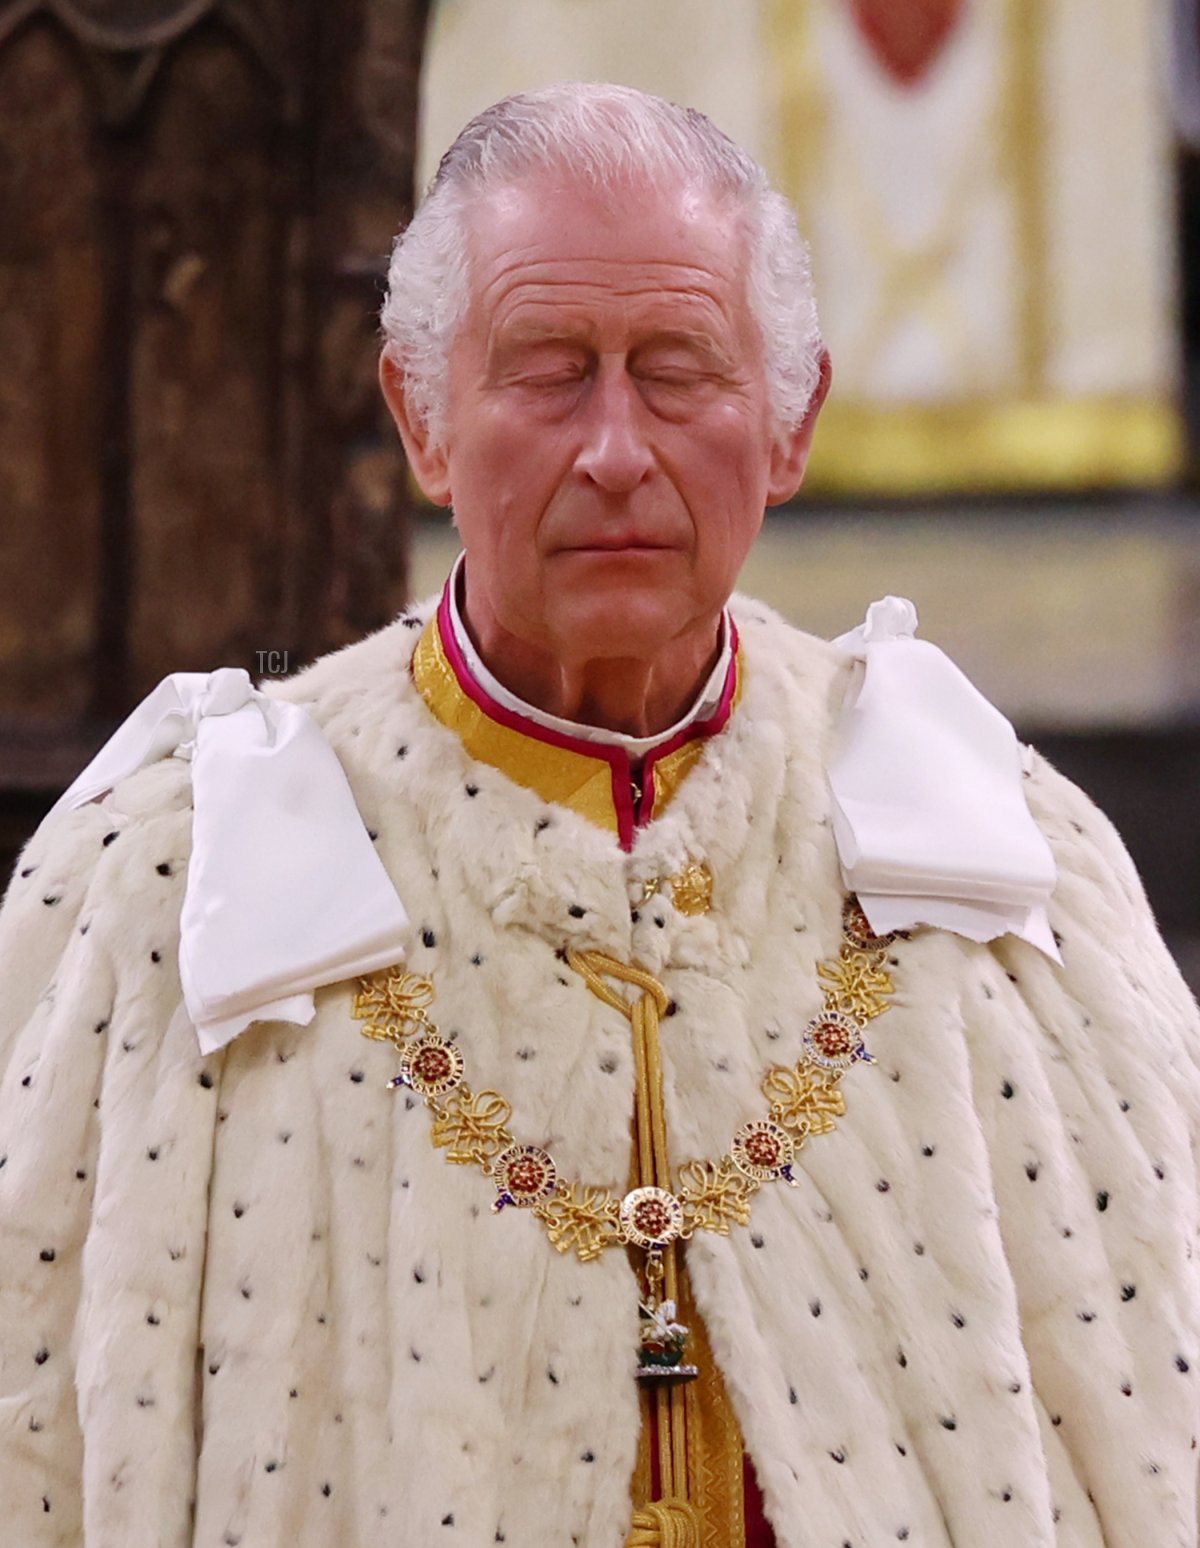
[573,359,655,495]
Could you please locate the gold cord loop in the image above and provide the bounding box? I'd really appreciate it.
[567,948,672,1020]
[626,1499,704,1548]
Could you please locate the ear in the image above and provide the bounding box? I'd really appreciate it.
[765,348,832,507]
[378,353,453,507]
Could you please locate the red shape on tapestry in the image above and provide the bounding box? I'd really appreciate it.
[846,0,967,86]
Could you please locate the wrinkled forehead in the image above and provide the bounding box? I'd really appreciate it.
[457,171,755,327]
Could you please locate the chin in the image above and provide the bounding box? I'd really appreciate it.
[549,591,696,664]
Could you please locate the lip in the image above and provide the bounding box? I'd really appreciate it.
[559,539,676,553]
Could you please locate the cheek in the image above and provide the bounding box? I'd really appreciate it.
[448,420,566,574]
[675,417,772,544]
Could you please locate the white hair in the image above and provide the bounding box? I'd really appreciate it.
[381,82,822,443]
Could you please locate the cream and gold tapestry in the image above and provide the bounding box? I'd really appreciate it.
[418,0,1180,493]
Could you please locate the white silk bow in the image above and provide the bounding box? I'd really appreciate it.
[830,597,1059,960]
[48,669,411,1054]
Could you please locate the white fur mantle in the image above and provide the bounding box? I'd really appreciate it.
[2,597,1199,1548]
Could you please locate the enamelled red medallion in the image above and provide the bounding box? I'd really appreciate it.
[620,1186,685,1248]
[492,1145,559,1211]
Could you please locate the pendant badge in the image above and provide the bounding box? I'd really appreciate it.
[635,1247,698,1384]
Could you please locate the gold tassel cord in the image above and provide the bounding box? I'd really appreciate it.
[568,950,697,1537]
[627,1500,704,1548]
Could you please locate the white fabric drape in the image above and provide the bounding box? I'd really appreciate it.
[830,597,1059,958]
[48,669,411,1053]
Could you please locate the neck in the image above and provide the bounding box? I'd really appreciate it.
[459,602,724,739]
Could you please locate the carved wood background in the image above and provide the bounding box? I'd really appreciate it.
[0,0,431,875]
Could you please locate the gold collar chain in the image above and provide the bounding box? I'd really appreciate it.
[353,895,904,1266]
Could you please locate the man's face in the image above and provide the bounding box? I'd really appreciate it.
[393,174,820,669]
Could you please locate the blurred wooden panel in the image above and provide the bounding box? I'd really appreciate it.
[0,22,104,721]
[0,0,431,884]
[128,26,288,692]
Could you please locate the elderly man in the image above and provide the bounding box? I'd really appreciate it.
[1,83,1198,1548]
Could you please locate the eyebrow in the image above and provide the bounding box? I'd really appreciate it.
[492,320,732,361]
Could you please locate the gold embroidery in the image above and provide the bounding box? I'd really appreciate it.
[679,1273,746,1548]
[762,1064,846,1138]
[429,1086,514,1166]
[676,1159,755,1237]
[353,969,434,1041]
[817,949,895,1021]
[647,739,709,820]
[640,860,714,917]
[670,862,714,918]
[533,1182,624,1263]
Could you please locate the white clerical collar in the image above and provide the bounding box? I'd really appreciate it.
[444,552,733,761]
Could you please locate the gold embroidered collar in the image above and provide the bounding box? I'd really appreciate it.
[411,586,740,851]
